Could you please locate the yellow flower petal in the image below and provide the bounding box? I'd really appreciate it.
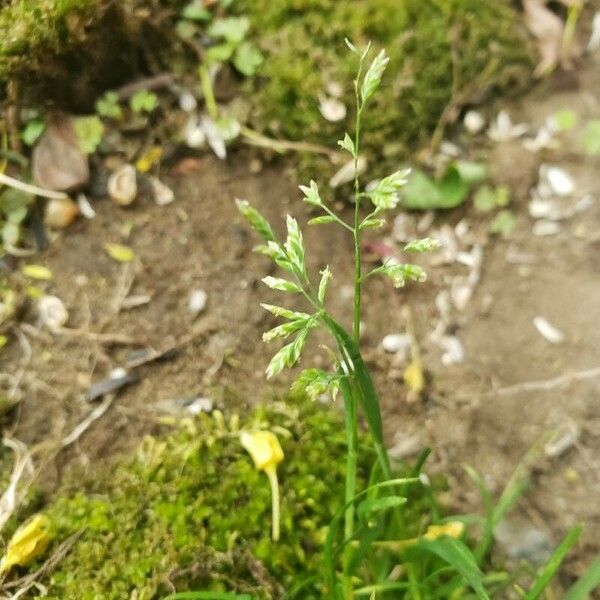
[423,521,465,541]
[0,514,51,574]
[240,430,284,472]
[404,358,425,394]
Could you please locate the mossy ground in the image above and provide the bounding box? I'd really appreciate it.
[239,0,533,177]
[4,400,426,599]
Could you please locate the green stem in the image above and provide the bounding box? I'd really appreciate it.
[199,64,218,120]
[265,466,280,542]
[340,376,358,598]
[352,104,363,344]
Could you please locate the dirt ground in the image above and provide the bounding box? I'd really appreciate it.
[2,38,599,584]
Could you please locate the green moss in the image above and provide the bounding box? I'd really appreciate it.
[21,401,376,599]
[240,0,533,172]
[0,0,100,79]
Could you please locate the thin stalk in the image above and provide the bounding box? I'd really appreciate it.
[340,376,358,598]
[352,102,363,343]
[265,466,280,542]
[199,64,218,120]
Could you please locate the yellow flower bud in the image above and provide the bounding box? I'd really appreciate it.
[423,521,465,541]
[0,514,51,574]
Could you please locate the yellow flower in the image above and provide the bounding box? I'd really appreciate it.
[241,431,284,541]
[240,431,284,472]
[0,514,51,575]
[423,521,465,541]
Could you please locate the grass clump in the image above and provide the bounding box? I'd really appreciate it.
[240,0,533,165]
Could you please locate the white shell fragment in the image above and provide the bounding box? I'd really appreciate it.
[38,295,68,332]
[185,397,214,415]
[108,164,137,206]
[319,96,347,122]
[544,422,579,457]
[183,115,206,148]
[382,333,411,355]
[179,91,198,113]
[77,193,96,219]
[464,110,486,134]
[588,12,600,51]
[440,335,465,365]
[542,165,574,197]
[329,156,367,188]
[532,219,561,236]
[188,289,208,316]
[487,110,528,142]
[150,177,175,206]
[533,316,564,344]
[201,116,227,160]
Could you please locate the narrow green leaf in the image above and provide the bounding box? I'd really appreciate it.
[361,49,389,104]
[564,553,600,600]
[344,37,358,54]
[403,238,441,253]
[236,199,276,243]
[261,276,301,293]
[523,526,582,600]
[308,216,336,225]
[22,264,53,280]
[318,266,331,303]
[163,593,252,600]
[357,495,407,520]
[338,133,356,157]
[418,537,490,600]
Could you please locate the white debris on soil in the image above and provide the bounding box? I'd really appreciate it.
[183,115,206,148]
[588,12,600,51]
[387,431,423,460]
[544,422,579,457]
[188,289,208,316]
[77,193,96,219]
[108,164,137,206]
[532,219,561,236]
[487,110,528,142]
[179,91,198,113]
[463,110,486,134]
[533,316,565,344]
[439,335,465,365]
[494,520,554,564]
[542,165,575,197]
[319,95,347,122]
[329,156,367,188]
[38,295,68,332]
[150,177,175,206]
[382,333,411,355]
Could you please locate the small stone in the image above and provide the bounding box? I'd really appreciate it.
[388,432,422,460]
[464,110,486,134]
[188,289,208,316]
[44,197,79,229]
[494,520,553,565]
[382,333,410,354]
[183,115,206,149]
[108,165,137,206]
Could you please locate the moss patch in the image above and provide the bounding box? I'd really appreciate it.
[11,401,383,599]
[240,0,533,170]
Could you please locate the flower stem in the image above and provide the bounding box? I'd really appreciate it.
[265,466,280,542]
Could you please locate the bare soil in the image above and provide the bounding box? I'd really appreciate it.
[2,44,599,584]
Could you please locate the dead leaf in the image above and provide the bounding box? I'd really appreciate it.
[32,114,89,191]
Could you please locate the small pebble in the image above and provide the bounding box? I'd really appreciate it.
[38,295,68,332]
[464,110,486,134]
[179,91,198,112]
[188,289,208,316]
[382,333,411,354]
[542,165,574,197]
